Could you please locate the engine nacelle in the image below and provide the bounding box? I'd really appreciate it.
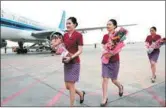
[0,39,7,48]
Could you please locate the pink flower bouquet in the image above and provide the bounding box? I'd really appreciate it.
[147,38,166,54]
[102,27,128,64]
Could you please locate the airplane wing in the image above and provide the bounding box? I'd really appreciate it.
[31,24,137,39]
[31,10,137,39]
[31,30,58,39]
[75,24,137,33]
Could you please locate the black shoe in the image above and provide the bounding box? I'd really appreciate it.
[151,78,155,83]
[119,85,123,97]
[100,98,108,107]
[80,91,85,104]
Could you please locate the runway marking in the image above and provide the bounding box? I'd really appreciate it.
[1,65,62,106]
[1,75,48,106]
[136,76,165,106]
[1,55,63,106]
[46,88,65,107]
[1,61,60,86]
[105,81,165,106]
[147,87,166,107]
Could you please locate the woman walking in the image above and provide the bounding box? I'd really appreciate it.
[145,26,161,83]
[101,19,124,107]
[62,17,85,106]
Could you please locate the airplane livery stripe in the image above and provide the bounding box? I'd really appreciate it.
[0,17,44,31]
[1,24,38,31]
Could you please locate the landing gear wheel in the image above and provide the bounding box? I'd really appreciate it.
[16,48,21,54]
[23,49,28,53]
[16,48,28,54]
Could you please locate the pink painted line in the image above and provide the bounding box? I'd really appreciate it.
[1,76,46,106]
[138,76,165,106]
[1,61,50,86]
[147,88,166,107]
[46,88,65,107]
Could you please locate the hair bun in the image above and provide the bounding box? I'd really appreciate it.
[68,17,78,27]
[109,19,117,28]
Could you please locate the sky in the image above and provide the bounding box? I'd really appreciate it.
[1,1,165,46]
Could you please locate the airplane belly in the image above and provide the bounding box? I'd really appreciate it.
[18,30,38,40]
[1,26,22,40]
[1,26,44,42]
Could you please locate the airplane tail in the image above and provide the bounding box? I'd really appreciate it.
[58,10,66,30]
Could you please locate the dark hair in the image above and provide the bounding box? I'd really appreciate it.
[109,19,117,29]
[68,17,78,27]
[51,32,63,40]
[151,26,157,31]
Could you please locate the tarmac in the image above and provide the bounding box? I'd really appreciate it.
[1,43,165,107]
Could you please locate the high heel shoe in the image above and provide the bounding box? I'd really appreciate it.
[119,85,123,97]
[100,98,108,107]
[80,91,85,104]
[151,77,155,83]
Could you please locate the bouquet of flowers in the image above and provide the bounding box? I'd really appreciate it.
[147,38,166,54]
[102,27,128,64]
[51,33,72,63]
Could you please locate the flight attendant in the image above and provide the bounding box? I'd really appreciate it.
[62,17,85,106]
[101,19,123,107]
[145,26,161,83]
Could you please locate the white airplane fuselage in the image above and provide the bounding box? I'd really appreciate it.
[1,8,137,51]
[1,9,55,43]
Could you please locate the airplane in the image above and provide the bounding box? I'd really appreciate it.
[0,8,137,54]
